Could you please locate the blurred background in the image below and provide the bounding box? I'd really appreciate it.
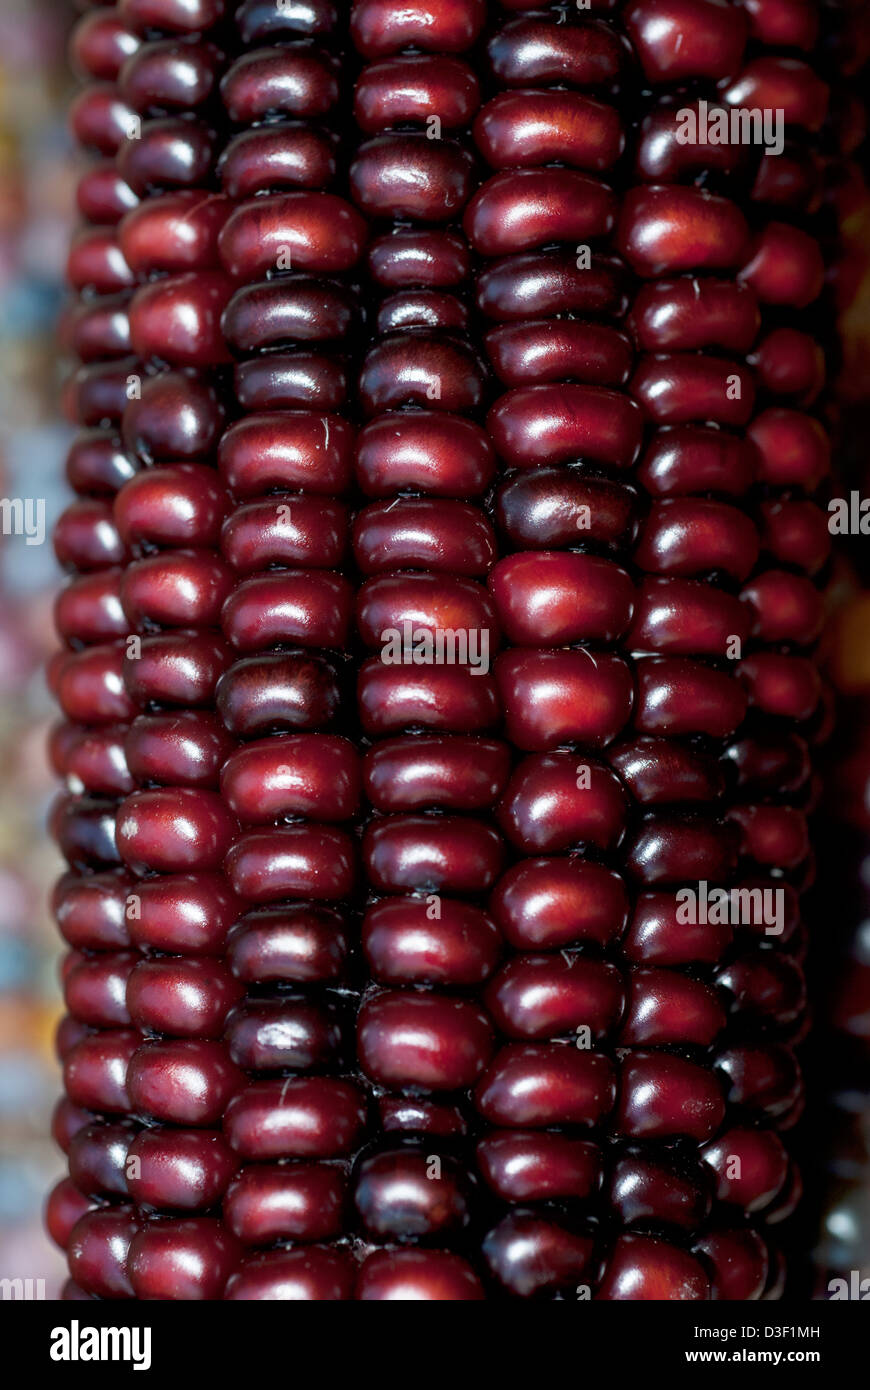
[0,0,866,1303]
[0,0,75,1297]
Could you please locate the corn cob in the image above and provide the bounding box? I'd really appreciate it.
[464,0,826,1300]
[213,1,366,1301]
[47,0,144,1298]
[48,0,848,1300]
[347,0,498,1298]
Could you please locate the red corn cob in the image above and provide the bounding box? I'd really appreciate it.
[461,0,830,1301]
[214,3,366,1303]
[49,0,143,1301]
[105,2,243,1297]
[49,0,852,1301]
[466,4,639,1299]
[348,0,497,1299]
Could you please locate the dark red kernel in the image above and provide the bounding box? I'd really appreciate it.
[483,1214,594,1300]
[491,857,629,951]
[597,1234,710,1301]
[356,1249,484,1302]
[226,905,349,985]
[355,55,479,133]
[358,990,495,1092]
[363,896,501,986]
[350,1,486,57]
[128,1219,240,1302]
[226,824,356,903]
[476,1043,616,1129]
[220,46,338,125]
[625,0,747,82]
[487,17,626,89]
[225,1248,354,1302]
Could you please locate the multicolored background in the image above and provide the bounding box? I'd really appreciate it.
[0,0,76,1298]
